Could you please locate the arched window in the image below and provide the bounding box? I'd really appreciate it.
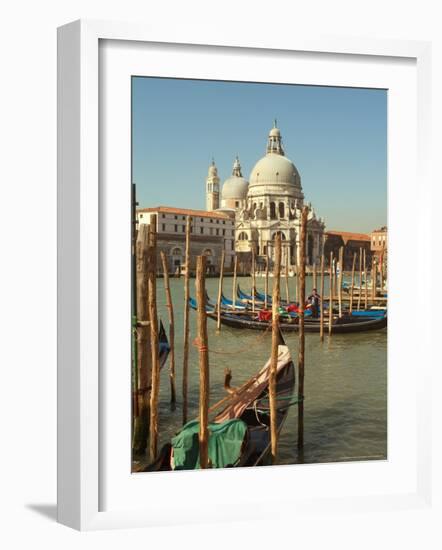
[171,247,182,256]
[272,231,286,240]
[203,248,213,256]
[238,232,248,241]
[270,202,276,220]
[279,202,285,219]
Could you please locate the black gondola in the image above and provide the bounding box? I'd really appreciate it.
[208,310,387,333]
[142,331,295,471]
[159,320,171,369]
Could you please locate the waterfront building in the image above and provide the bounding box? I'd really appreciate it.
[323,231,372,269]
[211,122,326,268]
[137,206,235,274]
[370,226,387,258]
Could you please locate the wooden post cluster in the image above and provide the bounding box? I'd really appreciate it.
[160,251,176,405]
[182,216,191,425]
[297,206,308,448]
[196,255,210,469]
[148,217,160,463]
[269,233,282,463]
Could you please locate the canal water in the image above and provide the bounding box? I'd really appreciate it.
[143,274,387,468]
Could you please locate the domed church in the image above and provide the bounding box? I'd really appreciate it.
[205,122,325,267]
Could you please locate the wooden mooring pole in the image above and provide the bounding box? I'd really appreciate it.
[313,261,317,290]
[264,250,269,310]
[251,245,256,313]
[338,246,343,318]
[182,216,191,425]
[319,253,325,342]
[371,259,377,302]
[363,248,368,310]
[132,223,151,456]
[216,248,225,331]
[196,255,210,469]
[232,254,238,310]
[160,251,176,405]
[269,233,282,463]
[357,247,362,311]
[349,252,356,314]
[298,206,308,448]
[284,245,290,304]
[328,251,334,335]
[148,218,160,462]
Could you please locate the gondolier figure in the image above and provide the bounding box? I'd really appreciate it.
[307,288,321,318]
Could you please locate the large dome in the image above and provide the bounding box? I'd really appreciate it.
[247,124,303,198]
[221,156,249,200]
[249,153,300,187]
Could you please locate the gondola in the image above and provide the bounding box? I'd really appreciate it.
[208,309,387,333]
[142,331,295,471]
[159,320,171,369]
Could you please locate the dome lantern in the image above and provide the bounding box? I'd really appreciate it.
[266,119,284,155]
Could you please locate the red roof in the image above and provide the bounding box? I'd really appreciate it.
[137,206,232,220]
[326,230,370,244]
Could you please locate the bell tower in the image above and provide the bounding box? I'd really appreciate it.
[206,159,220,211]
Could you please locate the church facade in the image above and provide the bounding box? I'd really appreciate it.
[206,123,326,268]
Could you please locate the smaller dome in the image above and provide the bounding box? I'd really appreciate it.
[222,176,249,200]
[221,156,249,200]
[269,127,281,137]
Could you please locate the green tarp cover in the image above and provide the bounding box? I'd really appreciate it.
[171,419,248,470]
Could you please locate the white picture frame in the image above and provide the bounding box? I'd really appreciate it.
[57,19,433,531]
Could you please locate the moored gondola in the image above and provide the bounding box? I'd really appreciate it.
[208,310,387,333]
[142,331,295,471]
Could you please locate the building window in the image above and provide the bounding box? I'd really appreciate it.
[200,227,204,234]
[270,202,276,220]
[210,228,213,235]
[231,240,234,250]
[201,218,203,222]
[216,228,219,235]
[182,226,185,233]
[210,219,213,223]
[222,229,225,236]
[174,225,178,232]
[238,232,248,241]
[279,202,285,218]
[182,216,185,220]
[216,220,219,224]
[235,201,239,208]
[162,223,166,231]
[172,247,181,256]
[162,214,165,218]
[222,221,225,225]
[139,214,143,218]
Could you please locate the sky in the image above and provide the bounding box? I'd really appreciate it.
[132,77,387,233]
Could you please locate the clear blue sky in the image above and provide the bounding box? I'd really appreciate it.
[132,77,387,233]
